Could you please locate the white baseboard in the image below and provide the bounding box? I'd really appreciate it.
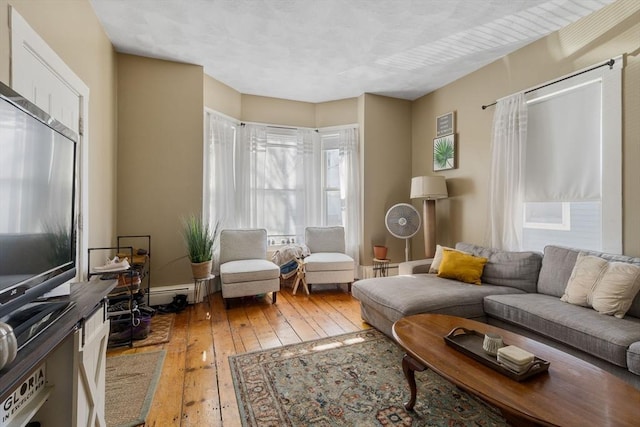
[148,284,194,306]
[359,265,372,279]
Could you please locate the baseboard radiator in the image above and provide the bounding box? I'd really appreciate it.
[148,284,194,306]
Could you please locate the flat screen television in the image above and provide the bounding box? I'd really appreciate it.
[0,81,78,318]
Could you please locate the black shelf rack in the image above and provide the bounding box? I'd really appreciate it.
[87,235,151,348]
[117,234,151,306]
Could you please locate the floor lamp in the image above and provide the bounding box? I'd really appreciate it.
[410,176,448,259]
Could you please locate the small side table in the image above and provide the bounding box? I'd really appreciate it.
[292,257,309,295]
[373,258,390,277]
[194,274,215,303]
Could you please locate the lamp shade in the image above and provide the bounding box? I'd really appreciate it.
[410,176,448,200]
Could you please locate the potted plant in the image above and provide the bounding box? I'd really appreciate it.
[182,214,220,279]
[373,245,388,260]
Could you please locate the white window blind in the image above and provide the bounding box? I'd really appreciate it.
[525,80,601,202]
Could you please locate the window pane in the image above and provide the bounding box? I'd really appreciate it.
[261,130,300,241]
[325,149,340,189]
[522,202,601,252]
[524,202,565,225]
[321,135,343,226]
[264,189,296,237]
[265,146,296,189]
[325,190,342,226]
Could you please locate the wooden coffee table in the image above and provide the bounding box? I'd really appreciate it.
[392,314,640,426]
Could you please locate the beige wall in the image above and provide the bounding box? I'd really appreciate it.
[0,0,118,252]
[204,82,358,129]
[316,98,358,127]
[117,54,205,286]
[238,94,359,129]
[360,94,412,264]
[241,94,316,127]
[411,0,640,258]
[204,74,241,119]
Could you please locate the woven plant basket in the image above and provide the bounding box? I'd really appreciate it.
[191,260,212,279]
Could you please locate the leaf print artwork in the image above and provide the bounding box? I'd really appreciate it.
[433,134,455,171]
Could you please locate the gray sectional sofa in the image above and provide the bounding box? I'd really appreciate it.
[351,243,640,389]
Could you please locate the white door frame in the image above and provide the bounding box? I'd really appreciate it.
[10,7,90,279]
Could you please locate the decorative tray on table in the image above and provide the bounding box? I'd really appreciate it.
[443,327,550,381]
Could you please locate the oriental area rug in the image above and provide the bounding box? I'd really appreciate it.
[229,329,508,426]
[105,350,165,427]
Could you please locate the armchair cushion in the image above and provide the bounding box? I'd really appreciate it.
[305,226,346,253]
[220,259,280,284]
[305,253,354,272]
[220,229,268,264]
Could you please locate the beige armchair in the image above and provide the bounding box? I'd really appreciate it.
[220,229,280,309]
[304,226,355,292]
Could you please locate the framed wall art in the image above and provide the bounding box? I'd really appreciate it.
[433,134,455,171]
[436,111,455,137]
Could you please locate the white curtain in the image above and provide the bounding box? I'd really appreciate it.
[235,124,265,229]
[337,127,361,266]
[486,93,527,251]
[299,129,322,236]
[204,112,238,230]
[204,112,238,275]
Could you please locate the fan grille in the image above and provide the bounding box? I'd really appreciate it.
[385,203,421,239]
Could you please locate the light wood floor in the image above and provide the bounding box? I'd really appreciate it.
[107,285,370,426]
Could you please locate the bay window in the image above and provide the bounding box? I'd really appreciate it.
[204,113,360,263]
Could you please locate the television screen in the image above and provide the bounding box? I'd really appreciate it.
[0,82,77,317]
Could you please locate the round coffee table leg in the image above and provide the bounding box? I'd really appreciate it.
[402,354,426,411]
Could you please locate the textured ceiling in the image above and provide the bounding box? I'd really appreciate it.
[90,0,614,103]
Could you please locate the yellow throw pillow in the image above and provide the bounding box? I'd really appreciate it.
[437,249,488,285]
[429,245,469,274]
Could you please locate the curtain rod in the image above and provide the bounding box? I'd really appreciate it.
[318,123,360,132]
[481,58,616,110]
[239,121,318,132]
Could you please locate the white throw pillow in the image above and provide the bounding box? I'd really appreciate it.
[590,261,640,318]
[561,252,640,318]
[561,253,607,306]
[429,245,469,274]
